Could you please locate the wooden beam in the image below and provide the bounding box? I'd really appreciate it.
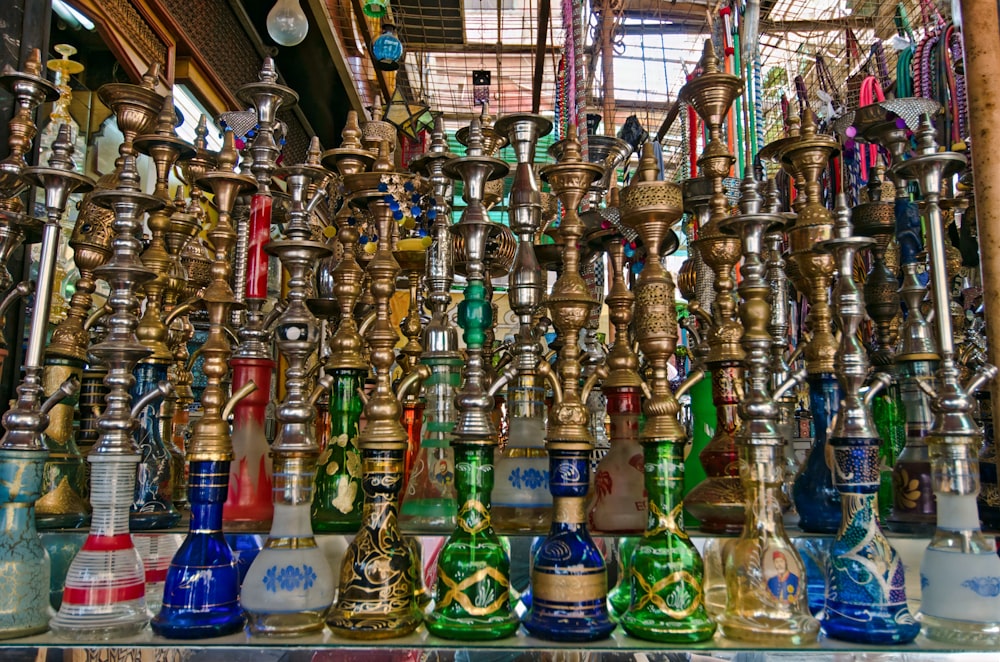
[404,42,562,55]
[532,0,550,114]
[349,0,391,103]
[761,17,867,33]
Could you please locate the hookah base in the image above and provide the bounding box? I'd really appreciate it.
[326,608,422,640]
[151,608,245,639]
[822,604,919,644]
[919,612,1000,647]
[311,518,362,534]
[0,622,49,641]
[425,612,520,641]
[522,601,616,642]
[246,608,328,637]
[716,613,820,646]
[221,518,274,534]
[885,516,936,536]
[49,611,149,641]
[620,614,716,643]
[36,512,91,529]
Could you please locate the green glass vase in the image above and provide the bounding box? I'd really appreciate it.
[312,368,365,532]
[621,439,716,642]
[426,444,518,640]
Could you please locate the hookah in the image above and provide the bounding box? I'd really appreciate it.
[151,130,256,638]
[491,112,554,532]
[129,96,196,530]
[522,133,615,642]
[225,58,299,531]
[424,117,519,640]
[850,162,905,518]
[816,194,919,644]
[855,99,942,533]
[616,143,715,643]
[49,150,163,639]
[893,115,1000,646]
[0,126,90,639]
[327,139,426,639]
[395,243,428,485]
[577,133,647,534]
[36,184,115,529]
[313,110,374,533]
[774,109,843,534]
[241,138,336,635]
[681,40,746,534]
[400,117,461,531]
[715,170,819,645]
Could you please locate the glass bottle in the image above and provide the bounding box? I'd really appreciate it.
[224,356,275,529]
[872,375,906,522]
[151,459,244,638]
[791,374,841,532]
[683,375,714,527]
[888,359,938,533]
[401,398,425,489]
[426,445,519,639]
[621,439,716,642]
[399,356,461,530]
[493,368,552,531]
[312,367,365,532]
[589,386,645,532]
[36,355,90,528]
[133,532,179,616]
[130,361,180,529]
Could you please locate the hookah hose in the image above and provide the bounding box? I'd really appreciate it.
[946,26,968,145]
[858,76,884,184]
[896,45,915,98]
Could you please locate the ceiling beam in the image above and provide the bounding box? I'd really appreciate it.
[404,42,562,54]
[532,0,551,113]
[761,17,869,33]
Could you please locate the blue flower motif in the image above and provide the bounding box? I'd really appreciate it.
[302,565,317,590]
[278,565,303,591]
[263,566,279,593]
[378,182,389,193]
[962,576,1000,597]
[523,468,548,490]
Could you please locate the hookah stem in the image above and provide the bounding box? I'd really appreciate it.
[246,193,272,301]
[925,192,955,363]
[26,221,62,371]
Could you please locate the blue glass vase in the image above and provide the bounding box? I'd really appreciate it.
[0,451,51,638]
[792,375,841,533]
[522,450,615,641]
[151,460,244,638]
[131,362,180,529]
[822,441,919,643]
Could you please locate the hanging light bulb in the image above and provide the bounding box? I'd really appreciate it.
[267,0,309,47]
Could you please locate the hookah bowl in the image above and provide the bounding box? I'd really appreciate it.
[0,126,90,640]
[777,111,843,534]
[327,141,422,639]
[522,134,614,642]
[816,203,918,644]
[50,150,161,640]
[714,172,819,645]
[241,138,336,636]
[152,131,257,639]
[617,143,715,643]
[313,110,375,534]
[400,118,461,532]
[893,116,1000,646]
[681,40,746,534]
[424,118,518,640]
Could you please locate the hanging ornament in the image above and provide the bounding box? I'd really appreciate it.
[372,23,404,70]
[472,70,491,106]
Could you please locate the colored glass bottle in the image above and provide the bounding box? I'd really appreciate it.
[791,374,841,532]
[312,368,365,532]
[130,361,180,529]
[426,445,519,639]
[682,375,714,526]
[589,387,646,533]
[622,438,716,642]
[872,375,906,522]
[225,356,275,529]
[152,460,244,637]
[399,355,460,530]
